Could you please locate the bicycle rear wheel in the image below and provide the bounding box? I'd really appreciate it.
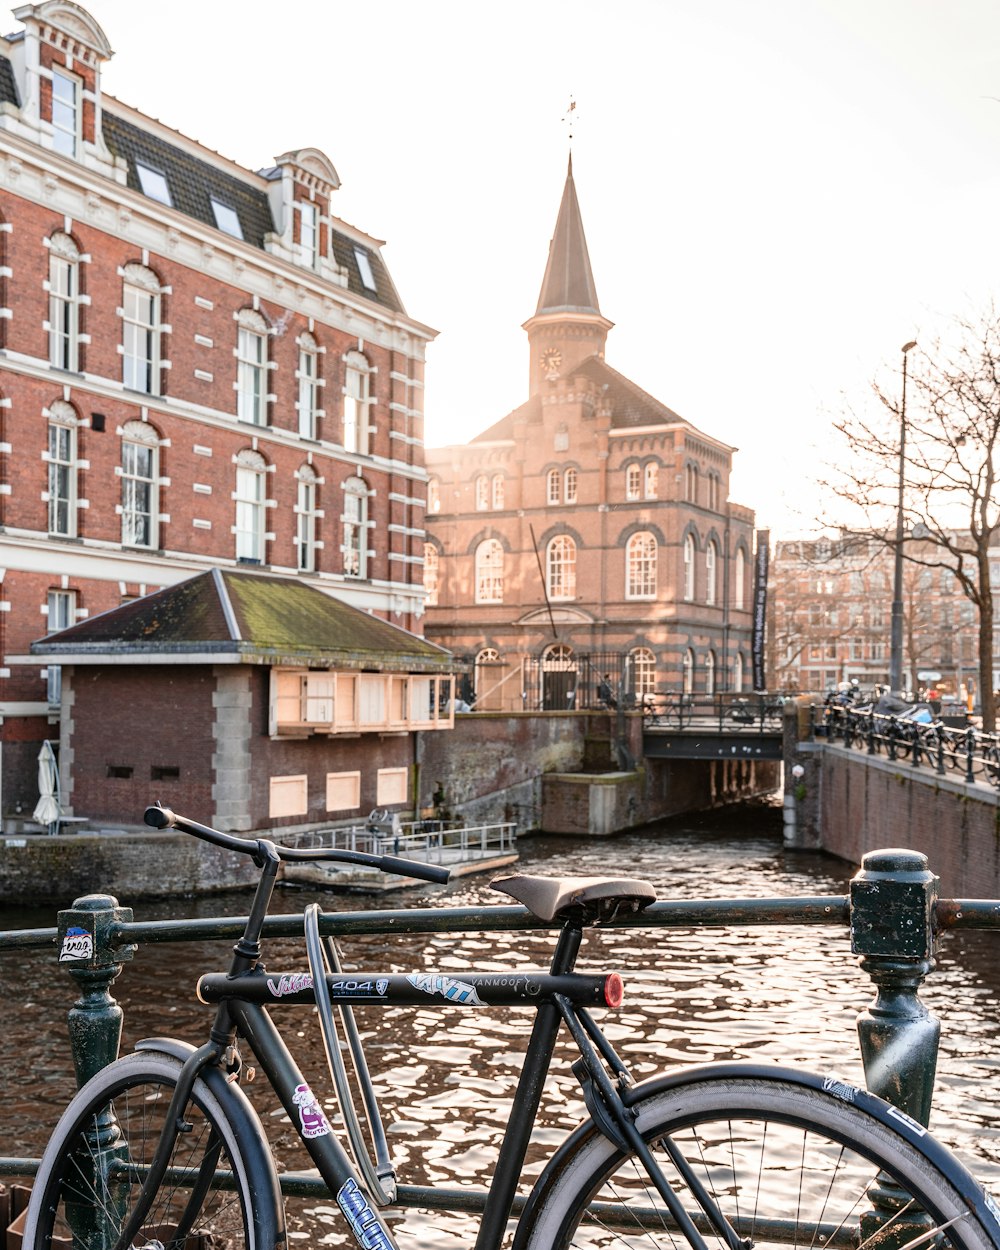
[515,1073,1000,1250]
[23,1048,281,1250]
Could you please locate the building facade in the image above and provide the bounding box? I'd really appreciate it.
[423,158,756,710]
[0,2,436,816]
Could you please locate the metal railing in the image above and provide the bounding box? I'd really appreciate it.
[279,820,518,864]
[819,705,1000,789]
[643,692,788,732]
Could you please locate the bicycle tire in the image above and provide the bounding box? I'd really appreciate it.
[23,1046,284,1250]
[514,1070,1000,1250]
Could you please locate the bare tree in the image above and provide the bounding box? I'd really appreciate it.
[830,308,1000,730]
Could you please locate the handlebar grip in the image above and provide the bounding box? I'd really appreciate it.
[144,804,175,829]
[380,855,450,885]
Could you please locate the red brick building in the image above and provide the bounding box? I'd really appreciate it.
[423,158,756,709]
[0,3,438,819]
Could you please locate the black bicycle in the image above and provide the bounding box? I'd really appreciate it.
[24,805,1000,1250]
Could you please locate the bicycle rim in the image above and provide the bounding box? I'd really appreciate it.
[517,1076,998,1250]
[26,1052,256,1250]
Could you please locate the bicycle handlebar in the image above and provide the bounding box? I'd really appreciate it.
[144,805,451,884]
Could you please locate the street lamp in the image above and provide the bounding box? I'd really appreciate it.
[889,340,917,696]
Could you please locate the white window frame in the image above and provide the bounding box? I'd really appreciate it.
[342,478,368,578]
[475,539,504,604]
[343,351,370,454]
[121,420,159,549]
[705,650,716,695]
[51,66,80,158]
[564,467,578,505]
[706,540,718,606]
[47,407,77,538]
[546,535,576,601]
[644,463,658,499]
[354,247,377,291]
[683,533,695,601]
[682,647,695,695]
[626,532,657,600]
[546,468,561,506]
[475,475,489,511]
[122,264,162,395]
[211,198,243,239]
[630,647,657,699]
[423,543,439,606]
[48,233,80,371]
[734,547,746,611]
[626,463,641,501]
[298,201,319,268]
[47,588,76,704]
[296,465,318,573]
[297,333,320,439]
[136,161,172,206]
[237,311,268,425]
[491,474,505,510]
[235,449,266,563]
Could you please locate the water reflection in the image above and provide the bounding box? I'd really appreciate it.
[4,802,1000,1246]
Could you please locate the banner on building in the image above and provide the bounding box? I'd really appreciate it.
[751,529,770,691]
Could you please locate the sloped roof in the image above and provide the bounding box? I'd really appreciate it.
[535,154,601,317]
[31,569,453,672]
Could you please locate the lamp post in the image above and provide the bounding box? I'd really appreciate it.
[889,340,917,696]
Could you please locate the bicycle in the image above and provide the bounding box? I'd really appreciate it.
[24,805,1000,1250]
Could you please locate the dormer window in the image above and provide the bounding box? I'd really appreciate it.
[354,248,377,292]
[298,202,319,268]
[51,67,80,158]
[136,162,172,206]
[211,198,243,240]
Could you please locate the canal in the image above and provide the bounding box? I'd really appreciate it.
[4,799,1000,1244]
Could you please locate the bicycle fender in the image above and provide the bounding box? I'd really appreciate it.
[135,1037,287,1249]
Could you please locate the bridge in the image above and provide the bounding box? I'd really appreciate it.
[641,693,786,761]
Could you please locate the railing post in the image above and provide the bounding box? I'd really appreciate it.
[57,893,135,1090]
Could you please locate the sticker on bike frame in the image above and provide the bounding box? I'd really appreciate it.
[822,1076,859,1103]
[329,978,387,997]
[886,1104,928,1137]
[59,926,93,962]
[292,1083,332,1139]
[338,1177,394,1250]
[406,971,484,1006]
[267,973,314,996]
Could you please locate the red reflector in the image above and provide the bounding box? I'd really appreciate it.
[604,973,624,1008]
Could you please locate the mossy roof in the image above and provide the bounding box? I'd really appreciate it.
[31,569,452,672]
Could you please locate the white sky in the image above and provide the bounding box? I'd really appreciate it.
[66,0,1000,537]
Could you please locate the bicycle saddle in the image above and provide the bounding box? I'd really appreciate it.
[491,874,657,924]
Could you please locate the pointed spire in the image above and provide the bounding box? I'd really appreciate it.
[534,155,601,317]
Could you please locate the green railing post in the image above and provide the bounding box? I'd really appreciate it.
[57,894,135,1090]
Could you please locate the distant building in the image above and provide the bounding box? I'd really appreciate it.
[0,2,437,820]
[423,157,755,709]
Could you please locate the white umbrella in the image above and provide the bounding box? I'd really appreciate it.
[33,740,61,831]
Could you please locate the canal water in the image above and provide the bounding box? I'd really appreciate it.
[4,799,1000,1245]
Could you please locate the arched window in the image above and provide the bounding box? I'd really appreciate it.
[236,309,268,426]
[342,476,369,577]
[564,467,578,504]
[48,232,81,371]
[120,419,159,548]
[47,400,79,537]
[427,477,440,514]
[626,532,657,599]
[475,647,501,703]
[644,462,658,499]
[491,474,505,510]
[682,648,695,695]
[705,649,716,695]
[706,539,718,606]
[234,448,267,562]
[683,533,696,601]
[297,331,320,439]
[733,651,745,694]
[625,463,641,501]
[685,463,699,503]
[296,464,318,572]
[121,263,162,395]
[542,643,577,711]
[630,647,657,699]
[423,543,439,606]
[734,547,746,611]
[546,535,576,600]
[475,474,489,511]
[547,468,561,506]
[475,539,504,604]
[343,350,370,454]
[707,472,720,511]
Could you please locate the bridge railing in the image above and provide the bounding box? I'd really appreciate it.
[643,691,788,731]
[817,704,1000,790]
[1,849,996,1221]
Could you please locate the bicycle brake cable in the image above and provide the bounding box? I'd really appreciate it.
[303,902,397,1205]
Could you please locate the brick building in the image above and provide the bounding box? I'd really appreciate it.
[423,157,756,709]
[0,2,439,820]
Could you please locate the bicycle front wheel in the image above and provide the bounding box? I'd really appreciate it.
[515,1073,1000,1250]
[24,1048,280,1250]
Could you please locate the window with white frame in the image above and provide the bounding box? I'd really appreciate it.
[564,467,578,504]
[135,161,172,206]
[122,264,162,395]
[734,547,746,610]
[47,403,78,537]
[733,651,744,693]
[51,67,80,158]
[626,531,657,599]
[630,647,657,698]
[626,463,641,501]
[234,449,267,562]
[343,351,370,454]
[475,539,504,604]
[47,588,76,704]
[475,475,489,511]
[427,477,440,513]
[423,543,440,606]
[705,650,716,695]
[491,474,505,510]
[546,468,561,505]
[644,463,659,499]
[342,477,368,577]
[682,647,694,695]
[706,539,718,605]
[298,201,319,268]
[683,533,696,601]
[211,198,243,239]
[297,332,320,439]
[236,310,268,425]
[546,535,576,600]
[296,464,318,572]
[48,232,81,371]
[120,420,159,548]
[354,247,378,292]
